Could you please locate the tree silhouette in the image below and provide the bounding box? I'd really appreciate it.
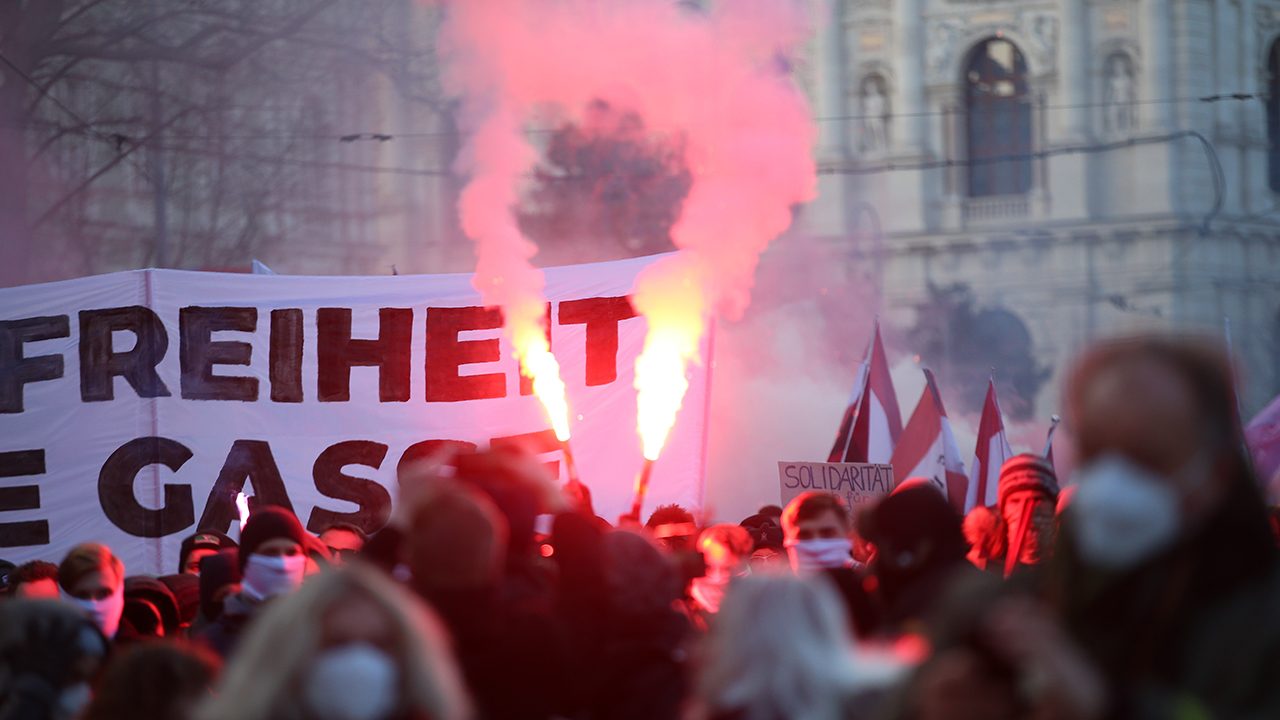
[518,100,690,265]
[907,283,1051,421]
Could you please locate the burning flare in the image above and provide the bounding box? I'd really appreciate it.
[235,492,251,531]
[518,334,572,443]
[633,256,704,462]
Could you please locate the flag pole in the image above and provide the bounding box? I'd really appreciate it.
[1042,414,1061,458]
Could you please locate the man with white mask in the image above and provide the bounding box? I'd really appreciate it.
[58,543,126,640]
[195,505,308,658]
[781,492,880,636]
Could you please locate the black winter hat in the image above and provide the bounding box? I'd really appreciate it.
[237,506,307,569]
[198,549,240,621]
[158,573,201,626]
[124,575,181,636]
[178,529,237,573]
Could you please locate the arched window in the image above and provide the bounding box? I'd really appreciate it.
[964,38,1032,197]
[1267,40,1280,192]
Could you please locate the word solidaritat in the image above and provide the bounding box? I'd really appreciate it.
[0,256,712,573]
[777,461,894,512]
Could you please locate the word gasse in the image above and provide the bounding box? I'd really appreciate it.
[0,296,638,412]
[3,429,568,549]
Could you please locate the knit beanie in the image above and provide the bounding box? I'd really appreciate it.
[997,453,1059,508]
[237,506,307,570]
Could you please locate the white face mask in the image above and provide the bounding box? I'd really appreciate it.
[63,585,124,639]
[241,553,306,600]
[786,537,853,574]
[1070,455,1181,571]
[303,643,399,720]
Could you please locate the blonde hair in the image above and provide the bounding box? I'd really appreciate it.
[198,565,470,720]
[58,543,124,591]
[696,573,861,720]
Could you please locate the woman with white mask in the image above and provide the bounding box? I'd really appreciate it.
[197,565,470,720]
[58,542,126,640]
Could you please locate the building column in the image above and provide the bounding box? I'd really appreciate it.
[893,0,926,153]
[805,0,854,238]
[1058,0,1090,140]
[1142,0,1174,130]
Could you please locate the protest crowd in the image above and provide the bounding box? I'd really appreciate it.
[3,334,1280,720]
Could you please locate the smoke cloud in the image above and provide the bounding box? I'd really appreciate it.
[440,0,817,458]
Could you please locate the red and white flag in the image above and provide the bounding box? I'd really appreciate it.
[827,322,903,463]
[1247,393,1280,503]
[890,369,969,512]
[966,380,1013,511]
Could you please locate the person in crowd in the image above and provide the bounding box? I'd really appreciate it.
[0,599,109,720]
[584,530,691,719]
[177,531,235,577]
[961,506,999,572]
[692,573,905,720]
[197,565,470,720]
[862,480,971,636]
[316,521,369,564]
[780,491,880,637]
[8,560,60,599]
[302,534,334,576]
[58,543,127,641]
[407,481,570,719]
[159,574,202,633]
[646,504,699,553]
[194,506,307,658]
[690,524,753,618]
[83,641,219,720]
[0,559,12,595]
[1046,336,1280,717]
[122,577,181,640]
[192,550,238,632]
[992,454,1059,577]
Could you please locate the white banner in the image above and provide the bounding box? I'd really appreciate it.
[0,254,711,574]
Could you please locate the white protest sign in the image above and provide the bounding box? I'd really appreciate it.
[777,461,894,512]
[0,254,711,574]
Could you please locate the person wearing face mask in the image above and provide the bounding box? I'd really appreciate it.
[194,506,308,659]
[781,492,881,637]
[689,524,753,619]
[993,454,1059,578]
[1041,336,1280,718]
[863,480,972,637]
[58,543,127,641]
[197,565,470,720]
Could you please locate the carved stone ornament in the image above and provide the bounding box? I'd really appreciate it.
[924,8,1058,84]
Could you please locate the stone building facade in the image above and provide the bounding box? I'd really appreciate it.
[799,0,1280,416]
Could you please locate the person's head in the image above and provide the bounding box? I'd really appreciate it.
[1065,335,1264,570]
[407,485,508,597]
[962,506,999,570]
[698,524,754,580]
[996,454,1058,565]
[122,576,180,639]
[84,641,220,720]
[646,504,698,553]
[158,574,201,631]
[59,543,126,638]
[317,522,368,564]
[237,506,308,601]
[697,573,870,719]
[197,565,470,720]
[178,530,235,576]
[10,560,60,599]
[0,599,109,718]
[603,529,681,618]
[197,549,240,622]
[780,492,853,573]
[863,482,966,598]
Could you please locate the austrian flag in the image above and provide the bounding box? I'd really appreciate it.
[890,369,969,512]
